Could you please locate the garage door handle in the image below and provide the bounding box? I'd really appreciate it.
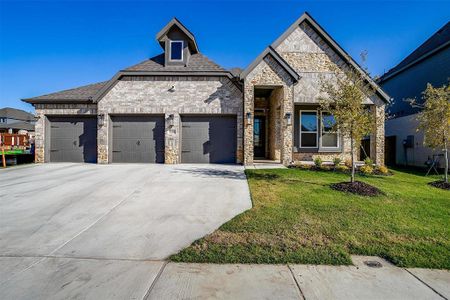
[181,150,190,153]
[73,141,77,146]
[136,140,140,146]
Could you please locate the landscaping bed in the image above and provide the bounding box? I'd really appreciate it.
[330,181,383,196]
[171,168,450,269]
[428,180,450,190]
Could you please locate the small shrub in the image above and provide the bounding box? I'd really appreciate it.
[332,157,342,167]
[364,157,374,166]
[359,164,373,175]
[376,165,389,175]
[313,157,323,168]
[344,158,353,168]
[299,164,313,170]
[320,165,332,171]
[336,165,349,172]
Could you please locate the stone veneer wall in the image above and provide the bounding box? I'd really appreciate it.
[268,89,281,160]
[33,104,98,163]
[273,21,385,165]
[97,76,243,164]
[370,101,386,166]
[244,55,294,165]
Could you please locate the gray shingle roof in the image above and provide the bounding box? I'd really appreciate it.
[123,53,226,72]
[0,121,35,131]
[0,107,35,121]
[23,81,107,103]
[23,52,229,104]
[379,22,450,82]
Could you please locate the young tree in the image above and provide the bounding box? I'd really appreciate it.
[410,81,450,183]
[319,62,375,183]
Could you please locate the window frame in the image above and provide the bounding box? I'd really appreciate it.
[299,110,319,148]
[169,40,184,62]
[320,111,339,149]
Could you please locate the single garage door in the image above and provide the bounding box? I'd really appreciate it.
[181,115,237,163]
[112,116,165,163]
[49,116,97,163]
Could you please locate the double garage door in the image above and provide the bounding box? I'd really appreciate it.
[48,115,236,164]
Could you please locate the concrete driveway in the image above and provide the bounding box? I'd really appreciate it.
[0,163,251,299]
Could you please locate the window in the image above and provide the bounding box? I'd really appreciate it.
[300,111,318,148]
[170,41,183,61]
[321,112,339,148]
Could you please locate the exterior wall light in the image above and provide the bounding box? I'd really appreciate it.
[246,112,252,125]
[285,112,292,125]
[168,114,175,127]
[98,114,105,127]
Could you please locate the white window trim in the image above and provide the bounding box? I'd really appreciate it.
[299,110,318,148]
[169,40,184,61]
[320,111,340,149]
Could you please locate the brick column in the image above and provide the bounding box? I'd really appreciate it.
[370,104,385,166]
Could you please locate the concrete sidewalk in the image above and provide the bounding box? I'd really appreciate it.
[1,255,448,300]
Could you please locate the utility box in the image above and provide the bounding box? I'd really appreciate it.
[403,135,415,148]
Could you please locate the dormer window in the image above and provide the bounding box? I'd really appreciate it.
[170,40,183,61]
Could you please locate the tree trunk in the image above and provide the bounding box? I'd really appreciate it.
[351,136,355,183]
[444,140,448,183]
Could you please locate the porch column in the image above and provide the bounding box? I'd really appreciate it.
[370,104,385,166]
[243,81,254,165]
[281,86,294,165]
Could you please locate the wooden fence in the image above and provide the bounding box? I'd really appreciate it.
[0,133,29,147]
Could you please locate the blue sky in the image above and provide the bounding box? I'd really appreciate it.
[1,0,449,112]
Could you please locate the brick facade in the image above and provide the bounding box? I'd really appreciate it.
[34,104,97,163]
[30,14,387,167]
[97,76,243,164]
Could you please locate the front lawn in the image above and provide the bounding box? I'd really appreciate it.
[171,168,450,269]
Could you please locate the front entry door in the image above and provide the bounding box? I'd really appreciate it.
[253,116,266,158]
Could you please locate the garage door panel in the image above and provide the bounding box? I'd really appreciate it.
[49,117,97,163]
[111,116,164,163]
[181,115,236,164]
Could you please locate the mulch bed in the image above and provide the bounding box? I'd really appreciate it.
[331,181,383,196]
[428,180,450,190]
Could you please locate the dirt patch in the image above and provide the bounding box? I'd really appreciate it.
[196,230,332,251]
[331,181,383,196]
[246,172,280,180]
[428,180,450,190]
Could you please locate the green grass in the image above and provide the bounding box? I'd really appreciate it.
[171,168,450,269]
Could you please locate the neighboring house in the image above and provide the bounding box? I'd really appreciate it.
[379,22,449,167]
[23,12,388,165]
[0,107,36,135]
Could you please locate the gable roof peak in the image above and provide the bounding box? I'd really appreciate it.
[240,46,300,81]
[270,11,390,103]
[156,17,199,53]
